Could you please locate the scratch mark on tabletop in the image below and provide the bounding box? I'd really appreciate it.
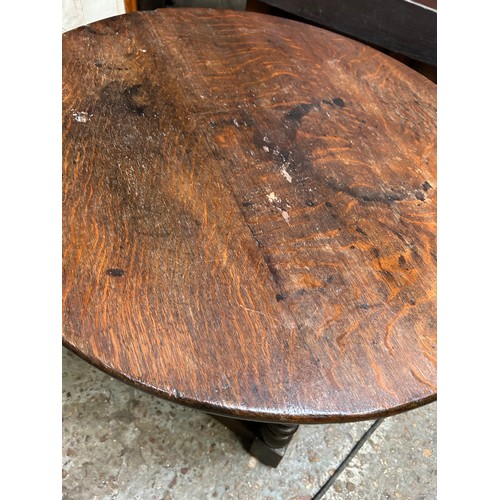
[237,304,278,324]
[279,209,290,224]
[72,111,92,123]
[280,166,292,183]
[267,192,279,203]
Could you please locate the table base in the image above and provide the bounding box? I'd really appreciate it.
[210,413,385,499]
[210,415,299,467]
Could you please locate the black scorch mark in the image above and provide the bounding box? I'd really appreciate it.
[106,268,125,277]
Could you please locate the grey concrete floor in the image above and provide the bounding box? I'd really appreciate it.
[62,348,436,499]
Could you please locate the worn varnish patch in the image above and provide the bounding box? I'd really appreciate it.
[62,9,436,423]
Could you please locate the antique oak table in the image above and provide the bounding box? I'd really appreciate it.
[62,8,436,469]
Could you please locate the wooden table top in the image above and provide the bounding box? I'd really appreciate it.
[62,8,436,424]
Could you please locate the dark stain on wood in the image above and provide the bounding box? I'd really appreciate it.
[106,268,125,277]
[285,102,317,122]
[332,97,345,107]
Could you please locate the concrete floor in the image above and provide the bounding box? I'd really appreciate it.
[62,348,436,499]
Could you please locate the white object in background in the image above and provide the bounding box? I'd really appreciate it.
[62,0,125,32]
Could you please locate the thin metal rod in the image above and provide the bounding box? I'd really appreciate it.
[312,418,384,500]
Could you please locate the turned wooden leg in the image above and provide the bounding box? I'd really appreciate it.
[211,415,299,467]
[249,422,299,467]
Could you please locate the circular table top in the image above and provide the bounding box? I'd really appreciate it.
[62,8,436,424]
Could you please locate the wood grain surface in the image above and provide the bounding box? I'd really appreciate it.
[62,8,436,423]
[259,0,437,65]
